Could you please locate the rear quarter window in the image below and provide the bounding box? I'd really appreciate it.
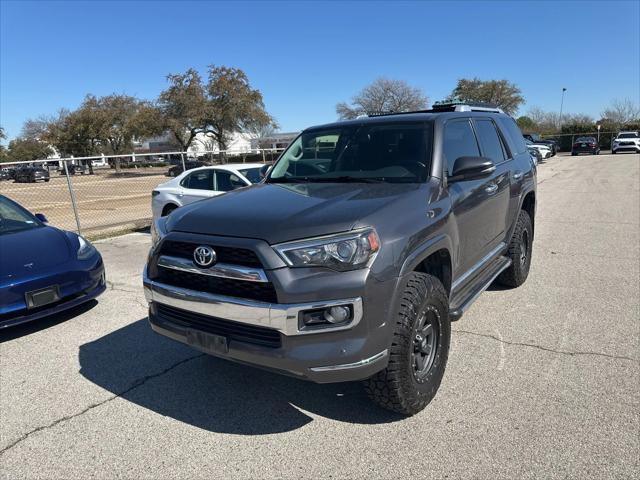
[496,117,528,155]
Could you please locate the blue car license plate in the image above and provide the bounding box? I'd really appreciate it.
[26,286,61,309]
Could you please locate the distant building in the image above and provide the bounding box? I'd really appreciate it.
[250,132,299,150]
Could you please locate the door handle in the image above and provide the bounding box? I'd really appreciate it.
[485,183,498,194]
[513,171,523,180]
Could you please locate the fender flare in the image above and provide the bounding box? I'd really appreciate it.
[398,233,454,277]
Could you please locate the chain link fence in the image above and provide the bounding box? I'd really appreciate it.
[0,148,283,239]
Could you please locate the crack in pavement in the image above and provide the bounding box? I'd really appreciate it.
[105,280,139,294]
[454,329,639,363]
[0,353,206,456]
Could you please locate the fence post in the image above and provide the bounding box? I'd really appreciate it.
[180,152,186,172]
[261,149,266,163]
[63,160,82,235]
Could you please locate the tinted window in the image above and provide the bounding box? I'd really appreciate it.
[475,119,506,163]
[496,116,528,155]
[182,170,214,190]
[215,171,246,192]
[268,123,431,183]
[238,167,262,183]
[443,120,480,174]
[0,196,42,235]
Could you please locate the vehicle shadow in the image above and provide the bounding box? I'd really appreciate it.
[0,300,98,343]
[79,318,403,435]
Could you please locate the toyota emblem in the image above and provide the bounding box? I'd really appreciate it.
[193,245,216,268]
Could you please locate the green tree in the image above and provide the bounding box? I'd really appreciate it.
[336,78,428,119]
[158,69,209,151]
[0,126,7,162]
[449,78,524,115]
[516,116,535,131]
[6,137,52,162]
[205,65,275,155]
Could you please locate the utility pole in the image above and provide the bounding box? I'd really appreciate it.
[558,87,567,131]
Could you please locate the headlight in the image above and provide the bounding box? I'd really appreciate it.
[274,228,380,271]
[77,235,97,260]
[151,217,168,250]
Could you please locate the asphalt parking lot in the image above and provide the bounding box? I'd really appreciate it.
[1,153,638,479]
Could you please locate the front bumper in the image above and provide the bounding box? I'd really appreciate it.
[143,267,395,383]
[0,260,106,329]
[612,143,640,153]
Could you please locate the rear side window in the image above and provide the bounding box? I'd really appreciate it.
[474,119,506,163]
[214,171,246,192]
[443,119,480,174]
[497,116,528,155]
[182,170,214,190]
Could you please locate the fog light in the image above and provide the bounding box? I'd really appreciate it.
[324,306,350,324]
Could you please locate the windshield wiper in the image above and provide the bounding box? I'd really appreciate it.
[267,176,313,184]
[312,176,387,183]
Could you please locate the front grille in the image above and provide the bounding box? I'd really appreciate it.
[160,240,262,268]
[156,268,278,304]
[156,303,281,348]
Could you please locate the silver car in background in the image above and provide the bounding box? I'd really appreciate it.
[151,163,265,220]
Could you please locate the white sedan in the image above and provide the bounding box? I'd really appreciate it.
[524,139,552,159]
[151,163,265,220]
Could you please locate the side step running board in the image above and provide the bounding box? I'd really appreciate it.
[449,256,512,321]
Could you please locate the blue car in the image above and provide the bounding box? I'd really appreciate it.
[0,195,106,328]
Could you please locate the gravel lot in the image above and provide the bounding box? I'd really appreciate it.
[1,153,638,479]
[0,168,168,236]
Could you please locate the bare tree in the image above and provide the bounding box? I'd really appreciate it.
[601,98,640,126]
[336,78,428,119]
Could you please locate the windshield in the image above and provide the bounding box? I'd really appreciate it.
[0,196,42,235]
[238,167,263,184]
[267,122,431,184]
[618,133,639,139]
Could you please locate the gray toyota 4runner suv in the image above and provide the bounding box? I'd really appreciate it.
[144,102,536,415]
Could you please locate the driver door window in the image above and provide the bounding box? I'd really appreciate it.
[443,119,480,175]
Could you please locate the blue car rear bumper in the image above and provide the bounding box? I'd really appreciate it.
[0,257,106,329]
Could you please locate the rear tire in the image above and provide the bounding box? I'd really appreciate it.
[364,272,450,416]
[498,210,533,288]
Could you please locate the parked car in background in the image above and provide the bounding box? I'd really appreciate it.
[525,139,552,159]
[572,136,600,155]
[60,163,87,175]
[14,165,50,183]
[152,163,265,220]
[0,195,106,328]
[167,161,208,177]
[523,133,557,156]
[612,131,640,154]
[527,146,542,166]
[0,169,12,181]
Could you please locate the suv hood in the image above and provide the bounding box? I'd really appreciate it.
[166,183,422,244]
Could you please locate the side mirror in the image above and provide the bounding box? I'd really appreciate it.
[35,213,48,223]
[449,156,495,182]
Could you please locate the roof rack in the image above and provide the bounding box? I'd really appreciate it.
[366,101,503,118]
[431,100,504,113]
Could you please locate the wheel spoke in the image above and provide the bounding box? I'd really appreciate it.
[421,323,433,337]
[415,353,426,372]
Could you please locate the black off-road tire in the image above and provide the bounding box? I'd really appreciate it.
[498,209,533,288]
[364,272,451,416]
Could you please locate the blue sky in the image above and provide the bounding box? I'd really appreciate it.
[1,0,639,140]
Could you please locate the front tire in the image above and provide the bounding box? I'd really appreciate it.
[498,210,533,288]
[364,272,450,416]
